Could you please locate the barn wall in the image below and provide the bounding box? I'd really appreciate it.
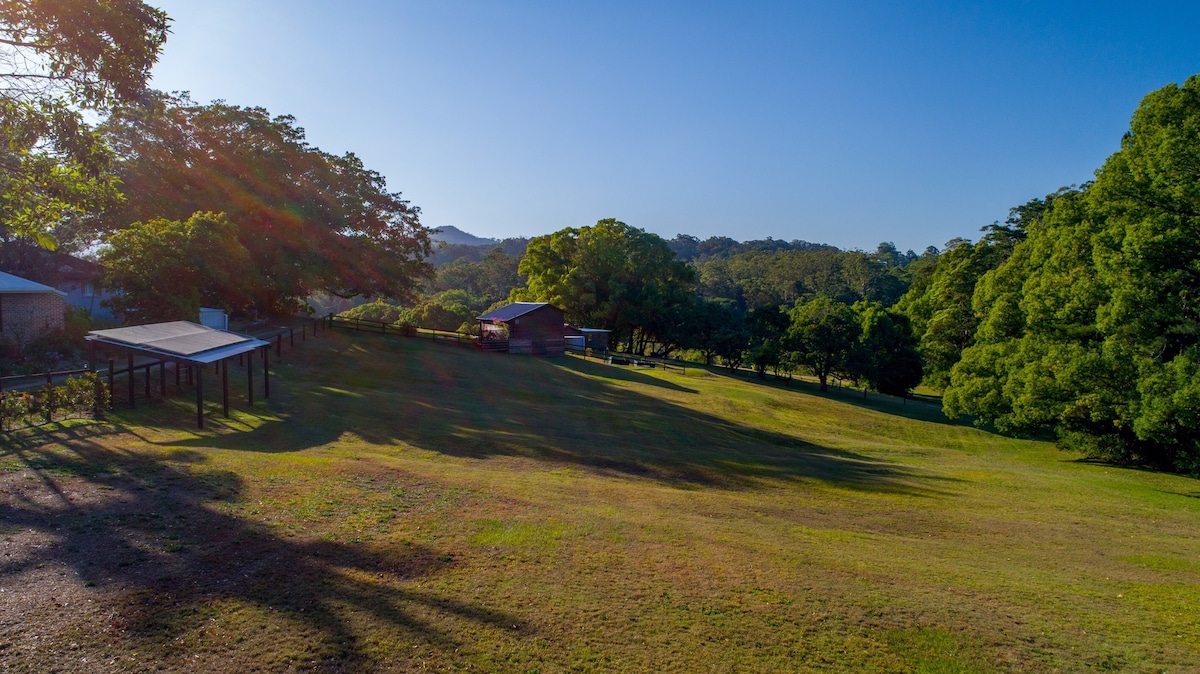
[509,305,565,356]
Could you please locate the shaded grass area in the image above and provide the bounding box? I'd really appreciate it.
[1,331,1199,671]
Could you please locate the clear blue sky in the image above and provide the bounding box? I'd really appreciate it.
[146,1,1200,252]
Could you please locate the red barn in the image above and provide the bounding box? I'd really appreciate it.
[476,302,565,355]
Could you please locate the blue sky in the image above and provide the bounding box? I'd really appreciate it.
[146,1,1200,252]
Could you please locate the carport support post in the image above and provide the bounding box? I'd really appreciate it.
[195,364,204,429]
[144,362,151,399]
[89,342,101,418]
[127,353,135,408]
[222,357,229,417]
[247,348,254,405]
[107,358,114,403]
[159,361,166,396]
[262,345,270,399]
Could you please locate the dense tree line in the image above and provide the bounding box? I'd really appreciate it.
[503,218,923,396]
[938,76,1200,472]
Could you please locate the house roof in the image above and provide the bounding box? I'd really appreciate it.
[476,302,554,322]
[0,270,67,296]
[86,321,269,364]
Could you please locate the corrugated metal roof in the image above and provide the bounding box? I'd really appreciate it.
[476,302,552,322]
[0,270,66,295]
[87,321,268,363]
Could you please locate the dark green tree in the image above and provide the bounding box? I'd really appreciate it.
[788,297,861,392]
[745,304,791,379]
[854,301,924,396]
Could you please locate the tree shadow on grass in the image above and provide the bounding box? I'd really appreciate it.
[562,356,699,394]
[702,365,968,428]
[136,335,958,497]
[0,427,525,669]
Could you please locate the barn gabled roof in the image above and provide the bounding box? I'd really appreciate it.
[476,302,553,322]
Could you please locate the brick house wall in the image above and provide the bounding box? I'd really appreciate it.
[0,292,66,345]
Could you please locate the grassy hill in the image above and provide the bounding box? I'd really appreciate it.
[2,331,1199,672]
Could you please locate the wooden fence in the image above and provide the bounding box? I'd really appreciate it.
[566,346,691,373]
[325,314,478,348]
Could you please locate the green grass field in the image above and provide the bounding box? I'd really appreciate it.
[2,331,1199,672]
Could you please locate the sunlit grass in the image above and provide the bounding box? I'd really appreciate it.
[2,330,1199,671]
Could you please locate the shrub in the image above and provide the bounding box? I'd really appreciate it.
[0,391,31,431]
[63,373,108,419]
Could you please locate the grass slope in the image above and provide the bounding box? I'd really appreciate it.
[2,331,1199,672]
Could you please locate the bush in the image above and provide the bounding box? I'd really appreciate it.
[0,391,31,431]
[338,301,405,324]
[61,373,108,419]
[0,373,108,432]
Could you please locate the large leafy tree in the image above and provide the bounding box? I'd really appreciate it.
[788,296,861,392]
[512,219,695,351]
[745,303,790,378]
[947,75,1200,472]
[87,93,432,314]
[100,211,254,322]
[0,0,169,245]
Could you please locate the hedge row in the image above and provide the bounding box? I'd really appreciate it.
[0,374,110,431]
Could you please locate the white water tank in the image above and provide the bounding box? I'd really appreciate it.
[199,307,228,331]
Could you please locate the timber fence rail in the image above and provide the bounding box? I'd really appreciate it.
[565,345,693,373]
[0,367,92,392]
[325,314,478,348]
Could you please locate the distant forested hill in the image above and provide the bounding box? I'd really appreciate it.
[430,225,499,247]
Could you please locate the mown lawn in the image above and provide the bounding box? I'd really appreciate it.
[2,330,1198,672]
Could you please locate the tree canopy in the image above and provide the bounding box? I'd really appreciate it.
[100,211,253,322]
[944,75,1200,472]
[0,0,169,245]
[88,93,432,315]
[512,219,695,350]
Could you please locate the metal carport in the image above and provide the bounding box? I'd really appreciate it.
[86,321,271,429]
